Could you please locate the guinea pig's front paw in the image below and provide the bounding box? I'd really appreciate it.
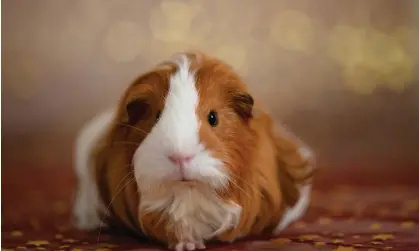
[169,240,206,251]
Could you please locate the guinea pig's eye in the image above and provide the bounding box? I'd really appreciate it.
[156,110,162,121]
[207,110,218,127]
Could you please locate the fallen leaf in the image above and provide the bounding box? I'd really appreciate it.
[372,234,394,241]
[370,241,383,245]
[27,240,50,247]
[271,238,291,245]
[318,217,332,225]
[63,239,77,243]
[400,221,414,229]
[333,246,356,251]
[299,234,321,241]
[11,231,23,237]
[369,223,382,230]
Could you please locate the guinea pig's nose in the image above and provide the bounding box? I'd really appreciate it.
[168,154,194,166]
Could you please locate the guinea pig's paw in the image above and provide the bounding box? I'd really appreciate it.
[73,210,102,230]
[170,240,206,251]
[73,200,101,230]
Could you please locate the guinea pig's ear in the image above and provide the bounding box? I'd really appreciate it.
[231,92,254,121]
[121,69,168,125]
[125,97,151,125]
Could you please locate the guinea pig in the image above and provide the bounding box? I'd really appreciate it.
[73,51,316,251]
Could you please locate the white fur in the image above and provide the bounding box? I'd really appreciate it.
[73,109,115,230]
[273,144,315,235]
[132,54,240,249]
[273,184,312,234]
[299,147,313,160]
[140,186,242,242]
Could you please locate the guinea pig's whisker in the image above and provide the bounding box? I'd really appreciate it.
[117,123,148,136]
[228,178,251,200]
[107,163,133,177]
[115,169,135,191]
[227,171,253,190]
[97,176,136,243]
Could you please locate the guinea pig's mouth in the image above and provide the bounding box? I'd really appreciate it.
[180,179,196,183]
[177,178,198,186]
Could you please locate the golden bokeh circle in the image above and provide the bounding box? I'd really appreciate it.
[328,25,366,68]
[208,0,260,39]
[328,25,415,94]
[393,26,419,55]
[104,21,145,63]
[211,44,248,76]
[269,10,315,52]
[149,1,202,43]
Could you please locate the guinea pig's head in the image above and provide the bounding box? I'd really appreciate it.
[115,52,256,194]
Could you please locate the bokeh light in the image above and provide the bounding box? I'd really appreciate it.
[104,21,146,63]
[270,10,315,53]
[328,25,416,94]
[149,1,202,43]
[211,44,248,76]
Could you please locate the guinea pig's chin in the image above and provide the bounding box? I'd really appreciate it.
[132,148,230,191]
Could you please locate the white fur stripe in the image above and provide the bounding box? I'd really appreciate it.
[273,184,312,234]
[158,54,200,154]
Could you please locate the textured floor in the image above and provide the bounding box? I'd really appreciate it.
[2,163,419,251]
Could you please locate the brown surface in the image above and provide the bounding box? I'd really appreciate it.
[2,161,419,251]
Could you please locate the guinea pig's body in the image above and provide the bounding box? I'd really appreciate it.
[73,52,316,251]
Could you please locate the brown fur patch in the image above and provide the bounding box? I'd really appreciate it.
[90,65,175,240]
[88,51,317,245]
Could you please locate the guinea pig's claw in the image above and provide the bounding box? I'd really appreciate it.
[170,241,206,251]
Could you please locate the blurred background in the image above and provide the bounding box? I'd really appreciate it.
[2,0,419,176]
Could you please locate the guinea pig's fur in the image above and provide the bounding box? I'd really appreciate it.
[73,51,316,250]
